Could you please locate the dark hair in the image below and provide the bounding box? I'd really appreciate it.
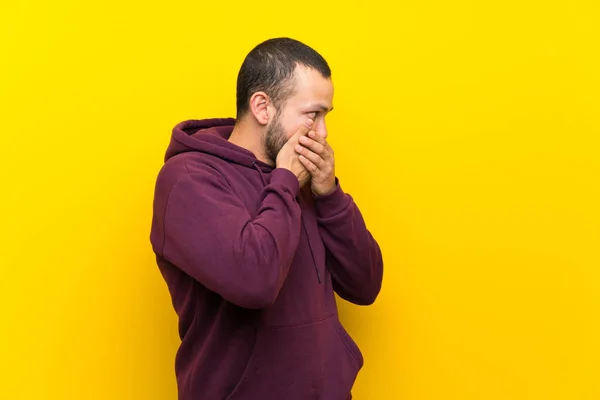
[236,37,331,119]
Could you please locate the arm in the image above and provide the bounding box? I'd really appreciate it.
[314,180,383,305]
[295,127,383,306]
[154,167,302,309]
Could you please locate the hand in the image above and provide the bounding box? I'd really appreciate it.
[295,129,336,196]
[276,119,314,188]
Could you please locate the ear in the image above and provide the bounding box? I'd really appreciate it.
[248,91,272,126]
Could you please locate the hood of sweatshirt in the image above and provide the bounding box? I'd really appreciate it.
[165,118,273,172]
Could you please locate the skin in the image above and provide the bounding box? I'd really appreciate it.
[229,64,336,196]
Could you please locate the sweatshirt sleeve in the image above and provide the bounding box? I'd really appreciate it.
[314,179,383,305]
[156,167,302,309]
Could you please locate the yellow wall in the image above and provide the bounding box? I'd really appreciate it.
[2,1,599,399]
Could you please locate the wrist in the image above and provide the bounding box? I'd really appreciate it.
[275,162,292,172]
[312,178,350,217]
[311,180,336,197]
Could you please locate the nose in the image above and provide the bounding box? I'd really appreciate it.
[316,119,328,139]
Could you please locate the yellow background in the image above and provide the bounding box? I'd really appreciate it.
[1,1,599,399]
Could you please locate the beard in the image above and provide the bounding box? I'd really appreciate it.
[264,112,287,165]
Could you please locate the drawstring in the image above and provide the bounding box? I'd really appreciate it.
[301,218,322,283]
[252,161,322,284]
[297,194,322,284]
[252,162,268,186]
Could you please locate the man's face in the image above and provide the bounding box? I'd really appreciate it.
[264,65,334,163]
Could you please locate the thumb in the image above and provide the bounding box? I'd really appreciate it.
[292,118,314,140]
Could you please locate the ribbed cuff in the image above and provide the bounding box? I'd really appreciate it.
[271,168,300,197]
[313,178,351,218]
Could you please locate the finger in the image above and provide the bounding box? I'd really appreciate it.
[306,131,334,156]
[298,154,319,174]
[292,119,314,140]
[295,144,325,169]
[298,135,328,158]
[316,135,334,157]
[308,129,327,142]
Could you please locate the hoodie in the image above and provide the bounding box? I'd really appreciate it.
[150,118,383,400]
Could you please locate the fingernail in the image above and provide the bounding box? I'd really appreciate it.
[309,131,315,137]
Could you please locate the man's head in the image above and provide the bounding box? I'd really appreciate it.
[236,38,334,164]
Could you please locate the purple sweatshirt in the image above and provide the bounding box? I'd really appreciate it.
[150,118,383,400]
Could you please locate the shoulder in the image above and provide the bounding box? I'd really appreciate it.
[160,152,230,183]
[154,153,234,201]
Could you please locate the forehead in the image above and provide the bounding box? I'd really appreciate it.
[287,65,334,108]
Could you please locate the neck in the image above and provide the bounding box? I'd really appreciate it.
[229,120,274,166]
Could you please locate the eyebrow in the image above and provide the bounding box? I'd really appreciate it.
[308,104,334,113]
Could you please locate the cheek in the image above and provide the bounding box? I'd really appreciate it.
[282,117,307,139]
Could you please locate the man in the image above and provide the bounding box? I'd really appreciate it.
[150,37,383,400]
